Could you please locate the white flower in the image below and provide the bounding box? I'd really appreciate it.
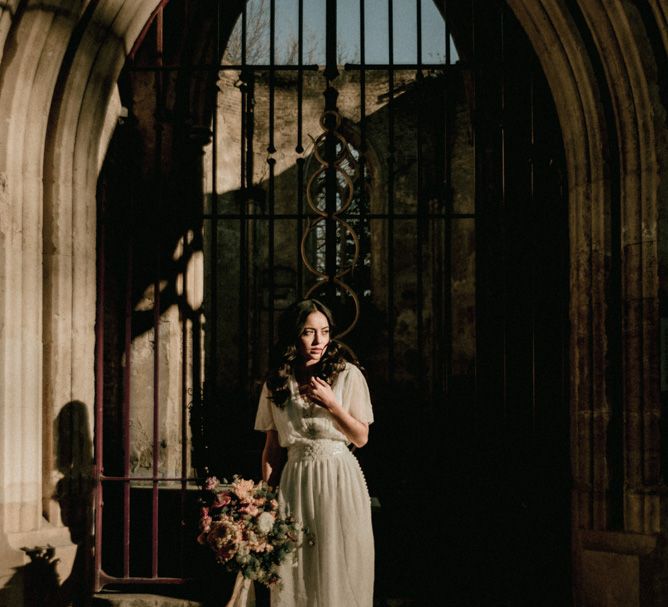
[257,511,275,535]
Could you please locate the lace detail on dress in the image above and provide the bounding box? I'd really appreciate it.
[287,439,347,461]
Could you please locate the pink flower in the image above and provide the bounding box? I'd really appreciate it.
[252,539,272,553]
[204,477,220,491]
[232,478,256,500]
[214,492,232,508]
[206,521,240,561]
[197,474,304,586]
[239,501,259,517]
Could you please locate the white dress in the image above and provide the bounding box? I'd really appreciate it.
[254,362,375,607]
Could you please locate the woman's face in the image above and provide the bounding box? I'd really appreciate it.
[297,310,330,366]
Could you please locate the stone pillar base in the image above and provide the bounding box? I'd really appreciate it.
[580,530,663,607]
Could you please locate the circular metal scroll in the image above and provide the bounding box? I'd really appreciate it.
[302,109,362,341]
[300,216,360,279]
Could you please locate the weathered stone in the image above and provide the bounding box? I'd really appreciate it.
[93,594,202,607]
[0,0,667,604]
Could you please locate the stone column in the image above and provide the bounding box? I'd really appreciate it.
[0,0,161,599]
[508,0,668,603]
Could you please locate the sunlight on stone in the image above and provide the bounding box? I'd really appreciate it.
[176,250,204,310]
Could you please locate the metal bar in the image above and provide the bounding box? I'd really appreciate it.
[360,0,366,162]
[239,82,249,395]
[151,6,165,579]
[529,59,536,429]
[152,286,161,579]
[443,0,453,395]
[358,0,368,307]
[209,0,220,432]
[297,156,305,297]
[181,18,193,568]
[345,63,462,71]
[240,6,249,398]
[101,476,201,482]
[192,300,206,477]
[128,63,321,72]
[471,0,479,402]
[268,0,276,338]
[128,62,459,72]
[296,0,305,296]
[94,175,106,592]
[241,0,247,64]
[360,0,366,70]
[245,74,258,383]
[297,0,304,153]
[122,239,133,578]
[325,0,338,81]
[417,0,422,66]
[415,0,426,393]
[445,0,451,66]
[268,163,276,337]
[97,573,191,587]
[179,233,189,576]
[245,76,255,211]
[323,96,339,293]
[128,0,170,60]
[387,0,396,380]
[325,127,338,289]
[500,4,508,422]
[156,6,164,97]
[296,0,305,297]
[202,212,477,220]
[323,1,339,303]
[268,0,276,154]
[240,82,247,217]
[239,218,248,393]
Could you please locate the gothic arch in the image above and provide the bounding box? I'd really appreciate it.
[0,0,161,586]
[575,0,666,536]
[0,0,667,603]
[508,0,612,532]
[507,0,667,601]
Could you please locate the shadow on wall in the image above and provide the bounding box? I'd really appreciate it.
[0,401,94,607]
[0,546,61,607]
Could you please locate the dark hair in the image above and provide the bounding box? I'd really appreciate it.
[266,298,348,407]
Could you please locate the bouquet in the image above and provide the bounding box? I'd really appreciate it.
[197,475,305,588]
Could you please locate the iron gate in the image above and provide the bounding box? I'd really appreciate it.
[94,1,570,603]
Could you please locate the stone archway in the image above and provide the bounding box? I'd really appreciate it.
[0,0,162,594]
[506,1,667,603]
[0,0,667,604]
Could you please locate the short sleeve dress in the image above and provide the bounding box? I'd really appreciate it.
[254,362,375,607]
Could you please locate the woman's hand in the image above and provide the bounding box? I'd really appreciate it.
[299,377,337,410]
[299,376,369,447]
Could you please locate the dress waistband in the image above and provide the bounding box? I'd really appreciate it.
[287,439,348,461]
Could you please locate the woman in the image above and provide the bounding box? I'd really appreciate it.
[254,299,375,606]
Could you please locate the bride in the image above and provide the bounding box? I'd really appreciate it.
[254,298,375,606]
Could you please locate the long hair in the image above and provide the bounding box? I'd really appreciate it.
[266,298,348,407]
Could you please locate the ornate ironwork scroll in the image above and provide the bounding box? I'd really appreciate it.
[301,108,361,340]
